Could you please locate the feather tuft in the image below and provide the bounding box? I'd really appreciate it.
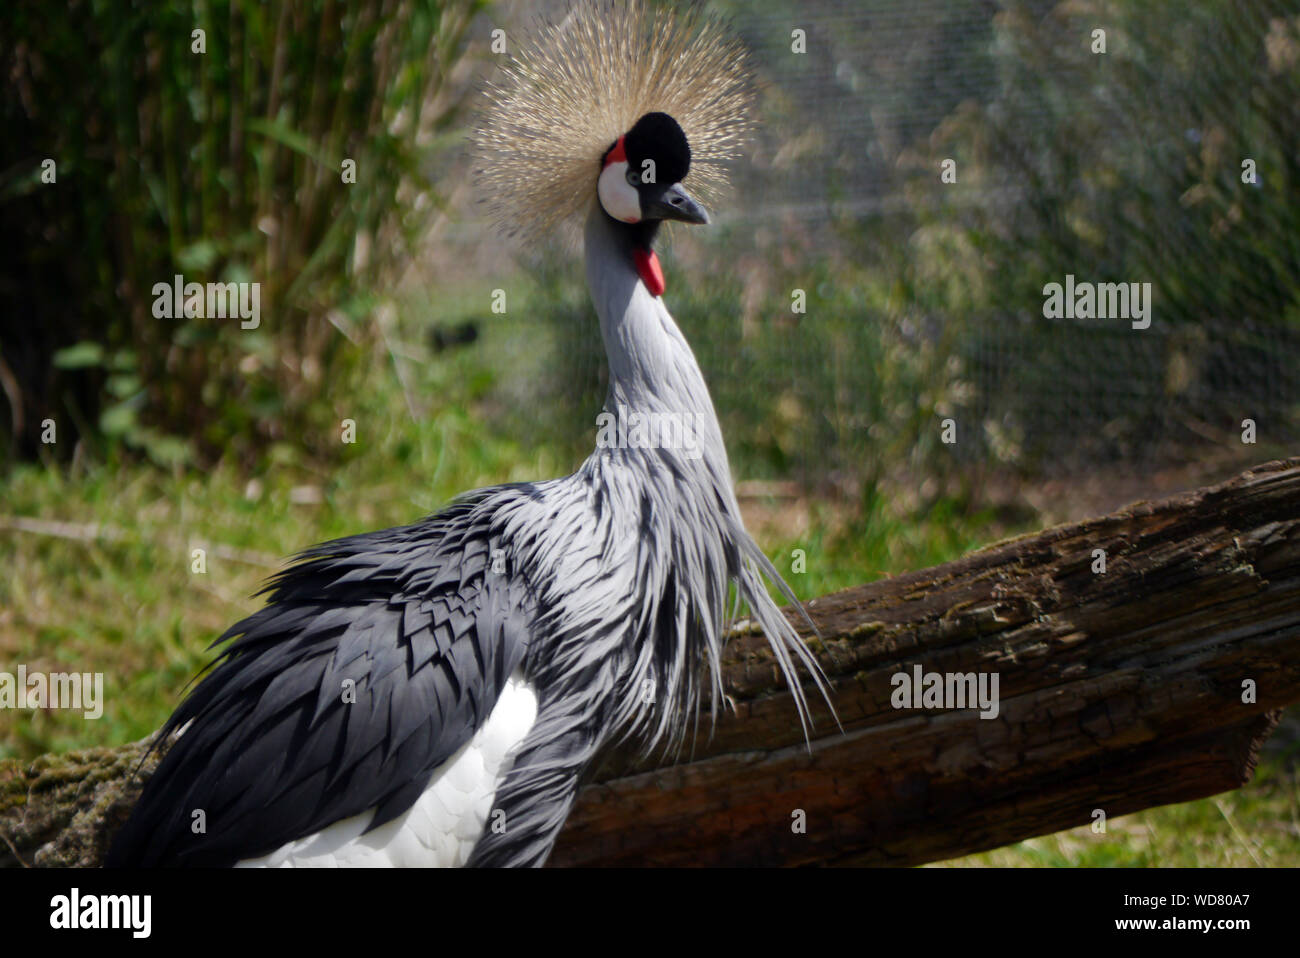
[471,0,754,242]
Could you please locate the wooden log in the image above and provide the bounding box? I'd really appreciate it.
[3,458,1298,867]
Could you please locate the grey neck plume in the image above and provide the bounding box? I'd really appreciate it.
[582,201,731,484]
[578,198,831,748]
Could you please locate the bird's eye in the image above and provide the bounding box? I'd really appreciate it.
[626,168,641,186]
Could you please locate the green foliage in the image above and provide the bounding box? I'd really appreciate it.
[0,286,546,760]
[674,0,1300,478]
[903,0,1300,465]
[512,236,974,495]
[1,0,480,468]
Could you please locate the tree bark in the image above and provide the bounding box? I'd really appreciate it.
[4,458,1298,867]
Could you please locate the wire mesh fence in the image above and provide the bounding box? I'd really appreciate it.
[480,0,1300,487]
[6,0,1298,488]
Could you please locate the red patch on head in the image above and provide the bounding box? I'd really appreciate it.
[603,136,627,167]
[634,248,665,297]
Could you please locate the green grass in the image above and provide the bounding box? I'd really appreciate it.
[0,279,561,758]
[0,438,995,759]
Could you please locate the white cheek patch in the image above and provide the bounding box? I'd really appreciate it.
[597,161,642,223]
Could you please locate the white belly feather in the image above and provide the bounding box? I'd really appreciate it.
[234,671,538,867]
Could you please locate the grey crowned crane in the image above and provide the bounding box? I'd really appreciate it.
[107,0,830,868]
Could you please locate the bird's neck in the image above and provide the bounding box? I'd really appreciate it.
[585,203,700,405]
[577,202,748,751]
[582,201,727,463]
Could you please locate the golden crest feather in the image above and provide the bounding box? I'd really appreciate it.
[472,0,754,241]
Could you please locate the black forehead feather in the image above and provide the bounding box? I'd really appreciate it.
[623,112,691,185]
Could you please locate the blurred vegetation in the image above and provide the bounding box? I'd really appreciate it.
[518,236,973,493]
[904,0,1300,467]
[1,0,479,468]
[0,277,1010,761]
[510,0,1300,486]
[5,0,1296,483]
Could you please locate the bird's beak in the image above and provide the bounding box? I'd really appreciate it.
[644,182,709,225]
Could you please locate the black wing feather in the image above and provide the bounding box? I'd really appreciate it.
[107,491,534,867]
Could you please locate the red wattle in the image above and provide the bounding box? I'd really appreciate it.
[634,248,665,297]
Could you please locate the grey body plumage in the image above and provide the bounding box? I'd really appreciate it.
[476,204,827,865]
[107,1,827,868]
